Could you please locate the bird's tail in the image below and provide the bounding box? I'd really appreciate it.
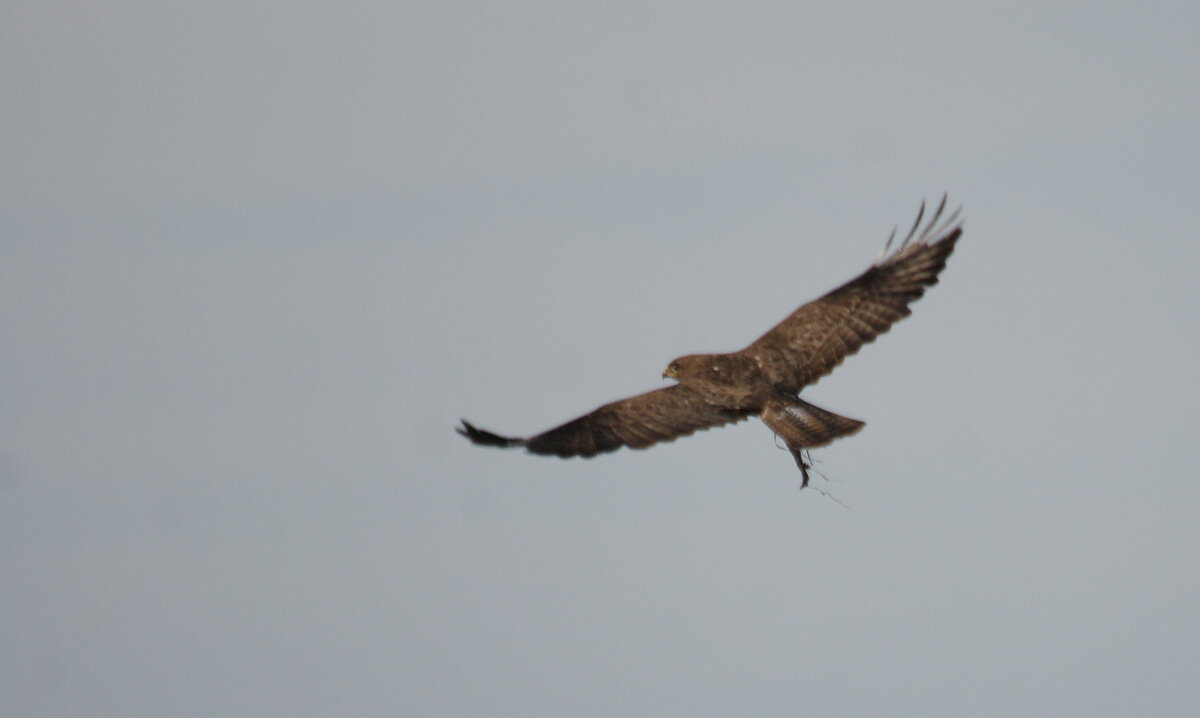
[761,396,865,450]
[761,397,864,485]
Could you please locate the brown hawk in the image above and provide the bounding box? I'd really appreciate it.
[458,197,962,485]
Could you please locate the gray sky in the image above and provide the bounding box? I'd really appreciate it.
[3,1,1199,716]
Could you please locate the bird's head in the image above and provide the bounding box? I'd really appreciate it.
[662,355,702,381]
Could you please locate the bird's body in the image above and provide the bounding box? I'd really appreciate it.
[458,197,962,483]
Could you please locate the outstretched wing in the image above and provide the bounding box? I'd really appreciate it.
[458,385,749,458]
[742,197,962,393]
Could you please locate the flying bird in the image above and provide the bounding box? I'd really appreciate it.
[458,197,962,485]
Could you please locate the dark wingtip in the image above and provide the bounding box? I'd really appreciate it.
[900,199,926,248]
[457,419,526,448]
[878,196,963,265]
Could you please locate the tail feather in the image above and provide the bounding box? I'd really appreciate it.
[761,396,863,485]
[761,397,864,450]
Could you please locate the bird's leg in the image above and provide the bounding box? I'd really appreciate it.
[799,454,849,508]
[788,446,811,488]
[802,453,833,485]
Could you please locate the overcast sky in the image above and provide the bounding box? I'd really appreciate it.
[3,1,1199,716]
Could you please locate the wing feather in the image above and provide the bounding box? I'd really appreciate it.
[741,198,962,392]
[458,385,749,458]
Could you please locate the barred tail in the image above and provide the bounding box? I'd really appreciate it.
[761,397,865,450]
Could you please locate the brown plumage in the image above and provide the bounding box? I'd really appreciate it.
[458,197,962,484]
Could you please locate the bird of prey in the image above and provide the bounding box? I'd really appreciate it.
[458,197,962,485]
